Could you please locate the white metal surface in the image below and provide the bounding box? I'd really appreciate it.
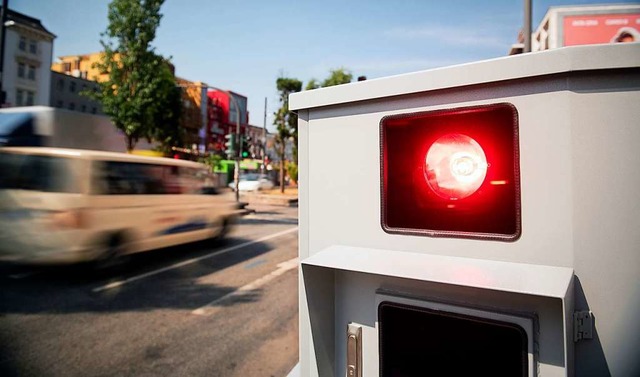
[295,43,640,376]
[290,43,640,112]
[302,245,574,299]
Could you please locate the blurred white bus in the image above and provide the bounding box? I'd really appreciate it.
[0,147,239,266]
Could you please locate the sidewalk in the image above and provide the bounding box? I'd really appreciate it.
[221,187,298,216]
[223,187,298,208]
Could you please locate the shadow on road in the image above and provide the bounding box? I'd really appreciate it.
[0,233,295,315]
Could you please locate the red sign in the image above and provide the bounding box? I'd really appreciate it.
[564,13,640,46]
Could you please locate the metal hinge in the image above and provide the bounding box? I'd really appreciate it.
[573,311,593,342]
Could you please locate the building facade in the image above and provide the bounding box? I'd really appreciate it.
[207,89,249,152]
[51,52,106,82]
[207,89,265,158]
[0,7,55,107]
[534,4,640,51]
[176,77,207,148]
[49,71,102,114]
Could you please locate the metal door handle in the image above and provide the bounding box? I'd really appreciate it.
[347,323,362,377]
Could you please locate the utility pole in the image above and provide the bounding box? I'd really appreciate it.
[524,0,532,53]
[0,0,9,105]
[262,97,267,175]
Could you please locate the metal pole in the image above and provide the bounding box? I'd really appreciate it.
[262,97,267,175]
[524,0,532,53]
[0,0,9,105]
[232,92,241,203]
[200,83,208,153]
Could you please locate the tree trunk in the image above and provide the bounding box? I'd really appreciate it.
[279,144,285,193]
[126,135,136,153]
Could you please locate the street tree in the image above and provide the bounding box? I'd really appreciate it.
[321,68,353,87]
[148,65,183,154]
[274,76,302,193]
[90,0,181,151]
[305,68,353,91]
[305,79,320,91]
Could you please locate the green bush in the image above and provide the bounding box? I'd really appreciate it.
[286,161,298,184]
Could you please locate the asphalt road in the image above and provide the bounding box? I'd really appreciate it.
[0,204,299,377]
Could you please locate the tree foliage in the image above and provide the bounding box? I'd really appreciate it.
[305,79,320,91]
[305,68,353,91]
[321,68,353,87]
[148,66,183,154]
[273,76,302,192]
[90,0,181,151]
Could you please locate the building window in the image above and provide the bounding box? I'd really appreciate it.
[29,40,37,54]
[17,63,25,78]
[69,102,75,111]
[18,36,26,51]
[16,89,24,106]
[81,105,86,113]
[56,100,63,108]
[26,91,34,106]
[27,65,36,80]
[57,78,65,91]
[91,107,97,114]
[70,82,76,93]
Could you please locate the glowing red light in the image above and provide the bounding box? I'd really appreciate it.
[424,134,487,200]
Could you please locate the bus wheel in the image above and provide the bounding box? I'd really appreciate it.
[210,217,233,244]
[93,234,129,272]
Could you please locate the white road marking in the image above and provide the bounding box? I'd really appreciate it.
[92,227,298,293]
[8,271,38,279]
[192,257,299,316]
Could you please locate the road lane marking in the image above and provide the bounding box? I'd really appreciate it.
[244,258,267,269]
[192,257,299,316]
[92,227,298,293]
[8,271,39,279]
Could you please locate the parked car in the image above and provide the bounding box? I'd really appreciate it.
[229,173,274,192]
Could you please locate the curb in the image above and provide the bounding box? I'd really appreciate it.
[240,194,298,207]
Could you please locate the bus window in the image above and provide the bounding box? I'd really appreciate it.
[93,161,192,195]
[0,152,79,193]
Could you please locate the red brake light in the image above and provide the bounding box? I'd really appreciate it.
[424,134,488,200]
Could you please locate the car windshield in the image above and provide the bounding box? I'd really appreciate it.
[239,173,260,181]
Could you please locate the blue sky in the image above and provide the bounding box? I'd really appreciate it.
[10,0,636,129]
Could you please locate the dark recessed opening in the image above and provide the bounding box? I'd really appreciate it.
[379,302,528,377]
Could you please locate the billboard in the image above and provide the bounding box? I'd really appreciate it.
[564,13,640,46]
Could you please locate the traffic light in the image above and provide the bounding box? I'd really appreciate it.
[381,103,520,241]
[241,135,251,158]
[224,133,236,159]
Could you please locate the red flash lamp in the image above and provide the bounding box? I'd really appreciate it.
[381,103,521,241]
[425,134,488,200]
